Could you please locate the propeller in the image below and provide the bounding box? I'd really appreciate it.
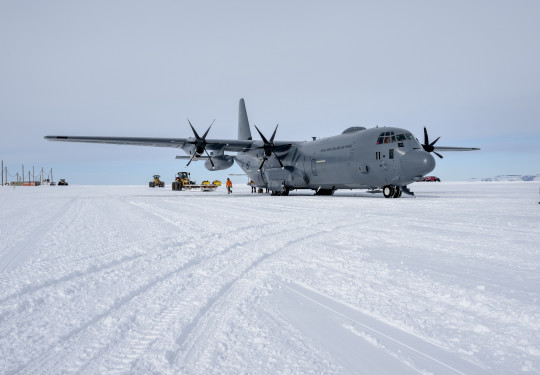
[421,126,443,159]
[253,124,289,170]
[186,119,215,168]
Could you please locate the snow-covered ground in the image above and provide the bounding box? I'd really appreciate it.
[0,181,538,374]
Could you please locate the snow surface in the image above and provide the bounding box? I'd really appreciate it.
[0,182,539,374]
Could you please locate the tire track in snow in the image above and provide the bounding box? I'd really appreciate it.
[98,223,307,373]
[11,218,296,374]
[0,233,188,303]
[0,252,145,307]
[12,254,204,375]
[0,197,76,273]
[170,219,342,371]
[169,217,441,372]
[275,281,489,375]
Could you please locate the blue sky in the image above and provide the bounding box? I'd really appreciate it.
[1,1,539,185]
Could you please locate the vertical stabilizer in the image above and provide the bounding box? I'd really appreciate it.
[238,98,252,140]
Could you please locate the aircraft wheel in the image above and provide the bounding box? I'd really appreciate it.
[383,185,395,198]
[393,186,401,198]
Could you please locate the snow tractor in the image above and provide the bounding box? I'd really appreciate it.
[171,171,193,190]
[58,179,69,186]
[149,175,165,188]
[171,171,219,192]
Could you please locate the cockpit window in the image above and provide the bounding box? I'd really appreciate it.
[377,131,396,144]
[378,131,417,145]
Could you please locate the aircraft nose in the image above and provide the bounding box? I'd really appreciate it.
[400,150,435,179]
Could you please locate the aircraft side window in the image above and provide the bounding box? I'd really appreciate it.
[396,134,406,141]
[406,134,414,140]
[377,137,384,144]
[391,136,396,142]
[384,137,390,144]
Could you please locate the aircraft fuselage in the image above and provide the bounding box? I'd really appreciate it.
[235,126,435,193]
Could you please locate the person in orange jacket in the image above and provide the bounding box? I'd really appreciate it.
[226,178,232,194]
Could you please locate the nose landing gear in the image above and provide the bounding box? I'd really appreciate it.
[383,185,402,198]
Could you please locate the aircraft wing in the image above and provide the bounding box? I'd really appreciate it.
[433,146,480,151]
[44,135,257,152]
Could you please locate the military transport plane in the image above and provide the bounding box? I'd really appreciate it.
[45,99,479,198]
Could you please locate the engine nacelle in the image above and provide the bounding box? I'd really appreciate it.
[205,155,234,171]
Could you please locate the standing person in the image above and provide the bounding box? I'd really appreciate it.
[250,180,256,193]
[226,178,232,194]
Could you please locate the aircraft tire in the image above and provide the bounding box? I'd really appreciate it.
[314,189,335,196]
[393,186,401,198]
[383,185,395,198]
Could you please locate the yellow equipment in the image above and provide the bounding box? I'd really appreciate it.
[171,172,219,192]
[149,174,165,188]
[172,171,192,190]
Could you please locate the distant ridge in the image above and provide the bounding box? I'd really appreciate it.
[472,174,540,182]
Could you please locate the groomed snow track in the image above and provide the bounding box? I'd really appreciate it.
[0,183,538,374]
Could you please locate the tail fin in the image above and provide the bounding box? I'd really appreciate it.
[238,98,252,140]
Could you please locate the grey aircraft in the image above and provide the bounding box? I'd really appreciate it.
[45,98,479,198]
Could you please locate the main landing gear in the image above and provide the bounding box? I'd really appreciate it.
[271,182,289,196]
[271,187,289,196]
[383,185,402,198]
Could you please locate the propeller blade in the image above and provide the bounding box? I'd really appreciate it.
[202,119,215,140]
[254,125,269,144]
[422,127,441,155]
[204,149,215,168]
[273,151,284,169]
[270,124,279,143]
[186,153,196,167]
[258,157,267,171]
[434,151,444,159]
[187,118,201,139]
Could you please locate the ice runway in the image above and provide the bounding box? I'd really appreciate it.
[0,182,538,374]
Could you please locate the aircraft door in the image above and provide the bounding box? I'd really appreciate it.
[383,148,398,183]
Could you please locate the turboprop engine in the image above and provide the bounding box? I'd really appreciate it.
[205,155,234,171]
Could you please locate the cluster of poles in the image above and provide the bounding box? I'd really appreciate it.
[1,160,53,186]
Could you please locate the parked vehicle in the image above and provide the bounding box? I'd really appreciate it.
[420,176,440,182]
[149,175,165,188]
